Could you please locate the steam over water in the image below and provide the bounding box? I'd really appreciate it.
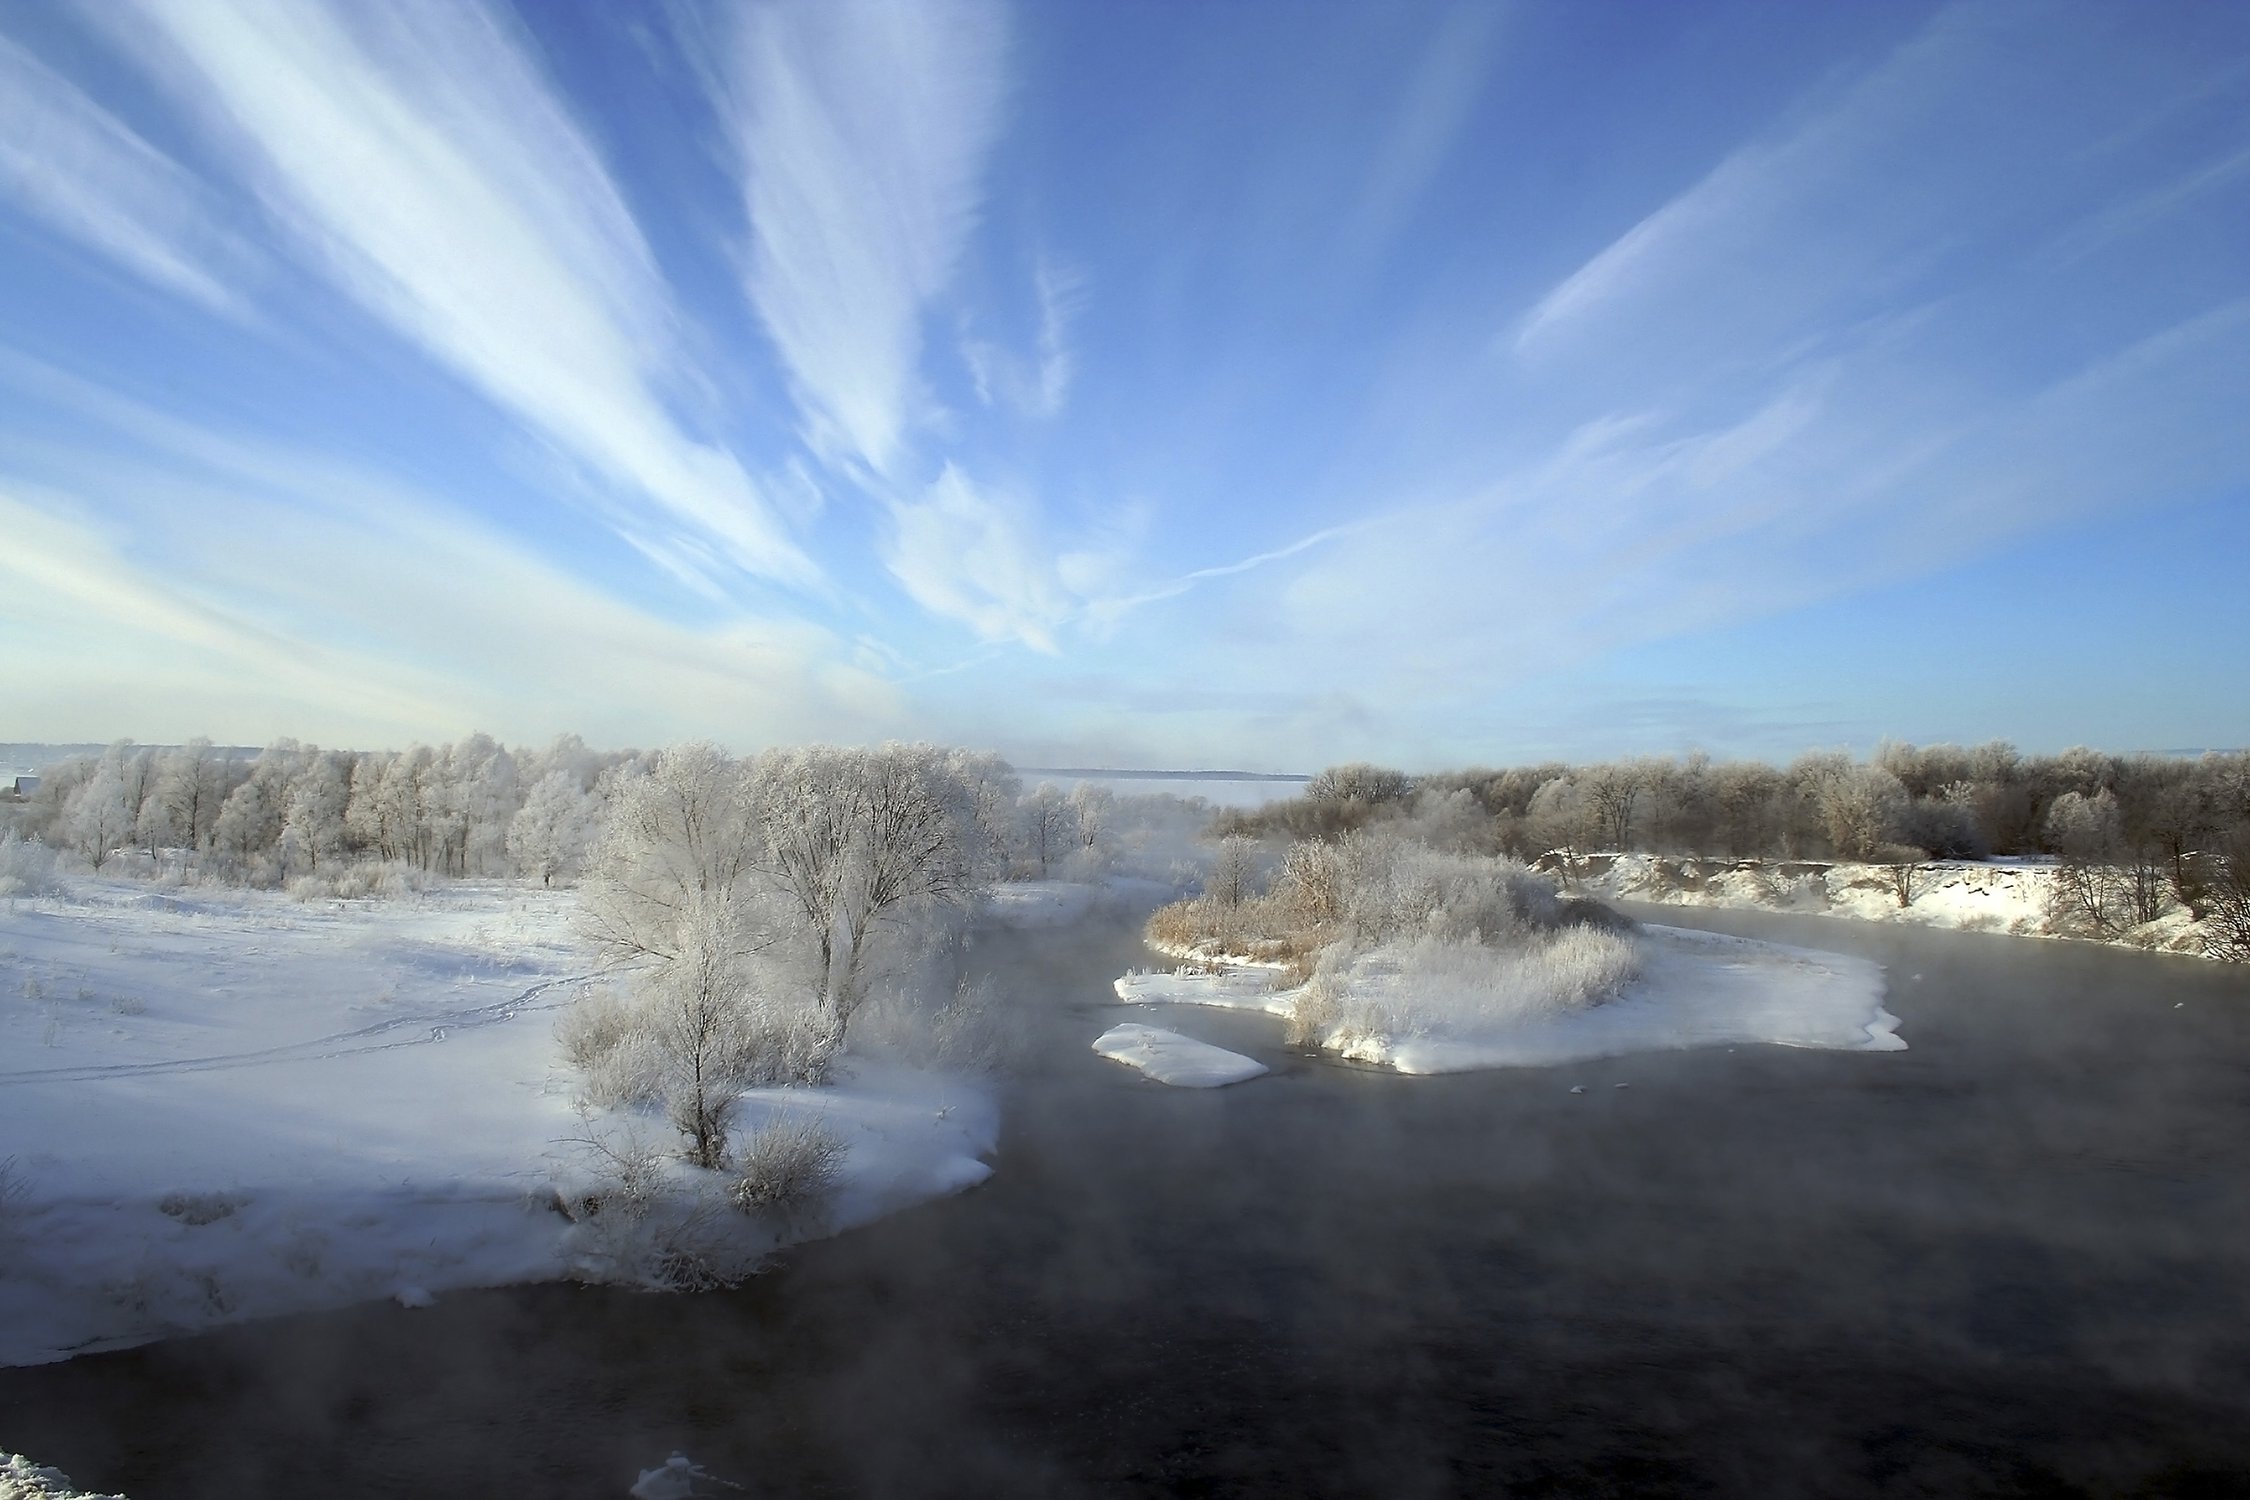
[6,907,2250,1497]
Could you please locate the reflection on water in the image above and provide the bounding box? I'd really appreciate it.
[5,907,2250,1497]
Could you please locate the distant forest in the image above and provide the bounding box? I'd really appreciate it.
[1216,744,2250,950]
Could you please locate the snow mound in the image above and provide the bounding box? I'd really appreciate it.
[1116,926,1903,1077]
[1092,1023,1268,1087]
[1348,925,1902,1074]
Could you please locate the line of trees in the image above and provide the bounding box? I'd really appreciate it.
[1217,742,2250,955]
[4,740,1213,898]
[9,734,623,890]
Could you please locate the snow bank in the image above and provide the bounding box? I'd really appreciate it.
[1113,967,1294,1015]
[0,876,995,1368]
[1346,925,1902,1074]
[1576,852,2208,955]
[1117,926,1901,1076]
[1091,1023,1268,1087]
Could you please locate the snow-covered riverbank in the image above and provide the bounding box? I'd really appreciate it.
[0,877,995,1368]
[1559,852,2212,956]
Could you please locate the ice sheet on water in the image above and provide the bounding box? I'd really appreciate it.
[1092,1023,1268,1087]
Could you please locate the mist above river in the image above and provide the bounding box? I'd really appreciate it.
[7,906,2249,1498]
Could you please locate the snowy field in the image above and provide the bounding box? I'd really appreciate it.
[1118,925,1902,1075]
[1091,1023,1268,1087]
[0,877,995,1368]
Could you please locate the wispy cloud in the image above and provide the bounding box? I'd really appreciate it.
[882,465,1079,653]
[1509,3,2007,359]
[95,0,815,589]
[728,0,1010,473]
[959,253,1086,420]
[1339,3,1502,267]
[0,34,250,315]
[2046,139,2250,267]
[0,354,896,747]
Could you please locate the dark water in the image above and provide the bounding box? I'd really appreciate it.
[7,907,2250,1498]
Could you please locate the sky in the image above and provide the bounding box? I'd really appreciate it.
[0,0,2245,772]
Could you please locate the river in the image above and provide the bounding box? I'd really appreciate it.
[5,905,2249,1497]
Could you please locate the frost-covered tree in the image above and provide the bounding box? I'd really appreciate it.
[1581,764,1643,852]
[156,738,226,853]
[510,769,599,887]
[282,753,351,873]
[2045,789,2129,934]
[745,743,992,1027]
[1207,835,1258,909]
[1813,763,1908,861]
[1018,781,1076,878]
[1067,781,1113,863]
[1525,776,1594,871]
[581,742,757,964]
[65,753,134,871]
[1305,763,1413,807]
[646,895,761,1169]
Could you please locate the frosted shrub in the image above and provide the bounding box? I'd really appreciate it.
[850,973,1006,1073]
[1334,925,1641,1046]
[0,833,59,900]
[1284,969,1342,1048]
[557,987,643,1073]
[1337,838,1566,947]
[731,1117,846,1214]
[730,1004,839,1089]
[559,989,669,1108]
[558,976,837,1124]
[285,860,427,902]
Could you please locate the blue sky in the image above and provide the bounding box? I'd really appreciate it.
[0,0,2244,770]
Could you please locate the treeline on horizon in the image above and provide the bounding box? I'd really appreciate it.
[0,733,1183,895]
[1219,742,2243,859]
[1215,743,2250,941]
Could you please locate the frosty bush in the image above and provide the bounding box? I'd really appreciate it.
[850,973,1010,1074]
[556,931,840,1158]
[1284,969,1342,1049]
[0,833,59,900]
[284,860,427,902]
[731,1117,846,1214]
[558,1124,766,1292]
[1327,924,1641,1047]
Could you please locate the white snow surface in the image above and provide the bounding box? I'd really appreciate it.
[1348,925,1902,1074]
[0,876,996,1368]
[1091,1023,1268,1087]
[1114,967,1295,1015]
[1116,925,1902,1076]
